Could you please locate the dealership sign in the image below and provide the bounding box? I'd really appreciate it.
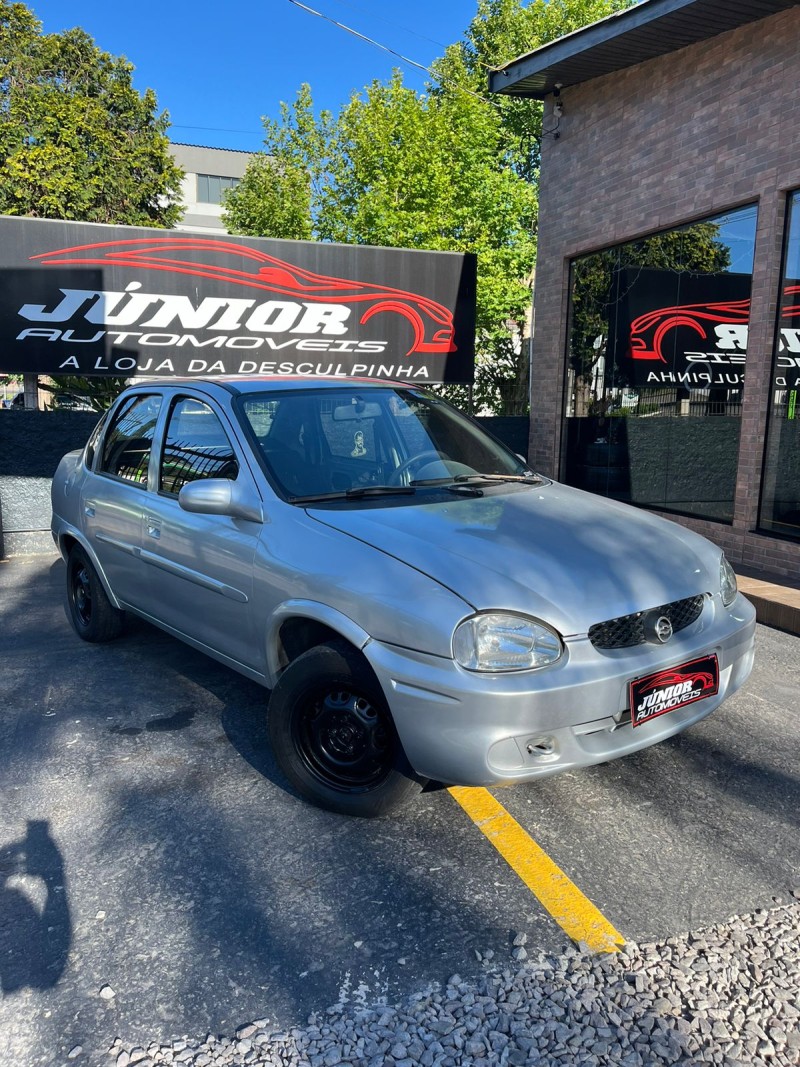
[612,267,800,389]
[612,269,752,388]
[0,217,476,382]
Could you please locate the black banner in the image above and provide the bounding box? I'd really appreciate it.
[0,217,476,383]
[611,268,752,389]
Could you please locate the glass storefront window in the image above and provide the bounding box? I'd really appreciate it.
[563,204,758,523]
[759,191,800,540]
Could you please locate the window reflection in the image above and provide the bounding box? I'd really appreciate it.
[759,192,800,540]
[564,205,757,523]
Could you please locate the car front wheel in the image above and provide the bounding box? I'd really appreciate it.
[66,545,125,643]
[268,640,424,817]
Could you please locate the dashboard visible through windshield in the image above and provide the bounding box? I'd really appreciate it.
[238,386,534,502]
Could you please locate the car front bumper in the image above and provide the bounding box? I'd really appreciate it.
[365,593,756,786]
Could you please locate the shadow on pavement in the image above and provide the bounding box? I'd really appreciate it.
[0,819,71,995]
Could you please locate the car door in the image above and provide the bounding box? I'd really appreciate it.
[139,393,263,674]
[82,392,163,610]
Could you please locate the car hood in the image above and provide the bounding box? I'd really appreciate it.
[309,482,721,636]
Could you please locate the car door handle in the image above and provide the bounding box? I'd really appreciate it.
[146,517,161,540]
[84,501,96,517]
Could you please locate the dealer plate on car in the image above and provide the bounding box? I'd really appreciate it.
[629,653,719,727]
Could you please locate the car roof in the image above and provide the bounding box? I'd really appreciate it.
[123,376,419,397]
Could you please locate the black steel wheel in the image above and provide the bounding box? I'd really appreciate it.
[268,641,424,817]
[66,545,125,643]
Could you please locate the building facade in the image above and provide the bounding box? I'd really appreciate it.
[491,0,800,578]
[169,143,253,233]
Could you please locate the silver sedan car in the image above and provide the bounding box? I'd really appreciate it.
[51,378,756,816]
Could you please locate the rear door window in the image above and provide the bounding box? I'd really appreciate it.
[99,394,162,486]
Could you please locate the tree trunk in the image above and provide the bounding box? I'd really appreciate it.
[23,374,41,410]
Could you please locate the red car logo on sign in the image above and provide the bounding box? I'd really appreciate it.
[628,300,750,363]
[628,286,800,363]
[642,668,716,692]
[32,236,458,357]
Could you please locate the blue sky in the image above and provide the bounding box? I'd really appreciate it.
[29,0,482,153]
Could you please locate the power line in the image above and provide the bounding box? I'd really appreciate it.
[284,0,494,105]
[286,0,436,77]
[325,0,450,51]
[171,124,264,136]
[325,0,503,77]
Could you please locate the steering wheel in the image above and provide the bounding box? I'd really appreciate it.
[388,450,447,486]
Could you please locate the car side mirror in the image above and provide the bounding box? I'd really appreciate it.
[179,479,263,523]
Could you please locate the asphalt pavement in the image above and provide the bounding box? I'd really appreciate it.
[2,551,799,1066]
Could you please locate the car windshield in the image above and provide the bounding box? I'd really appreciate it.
[238,386,535,501]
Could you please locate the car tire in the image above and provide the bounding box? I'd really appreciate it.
[66,545,125,643]
[268,640,424,817]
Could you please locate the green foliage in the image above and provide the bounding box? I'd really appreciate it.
[224,0,634,415]
[220,85,332,241]
[0,1,184,398]
[40,375,128,411]
[439,0,630,184]
[0,371,21,405]
[314,71,538,416]
[0,0,183,226]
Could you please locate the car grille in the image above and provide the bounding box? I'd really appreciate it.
[588,594,705,650]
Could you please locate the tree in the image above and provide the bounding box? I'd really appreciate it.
[0,1,183,225]
[38,375,129,412]
[225,73,537,413]
[0,0,184,406]
[437,0,632,184]
[224,0,633,415]
[219,83,331,241]
[317,72,539,415]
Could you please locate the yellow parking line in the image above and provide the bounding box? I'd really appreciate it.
[448,786,625,954]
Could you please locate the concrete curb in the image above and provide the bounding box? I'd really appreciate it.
[737,574,800,638]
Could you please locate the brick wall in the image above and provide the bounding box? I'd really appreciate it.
[532,7,800,578]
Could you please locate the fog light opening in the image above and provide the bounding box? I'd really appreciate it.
[526,736,556,757]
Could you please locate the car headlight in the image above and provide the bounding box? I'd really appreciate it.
[720,554,738,607]
[453,613,563,672]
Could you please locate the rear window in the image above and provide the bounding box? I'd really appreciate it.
[100,395,162,486]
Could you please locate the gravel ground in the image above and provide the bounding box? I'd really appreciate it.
[103,901,800,1067]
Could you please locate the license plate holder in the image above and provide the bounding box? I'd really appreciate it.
[629,653,719,728]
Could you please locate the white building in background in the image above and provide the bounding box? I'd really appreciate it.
[169,143,254,233]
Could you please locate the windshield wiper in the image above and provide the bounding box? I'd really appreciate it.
[289,485,416,504]
[452,472,544,485]
[407,477,484,495]
[409,472,541,493]
[345,484,416,498]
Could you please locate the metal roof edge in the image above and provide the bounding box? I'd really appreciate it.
[169,142,256,155]
[488,0,798,97]
[489,0,695,96]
